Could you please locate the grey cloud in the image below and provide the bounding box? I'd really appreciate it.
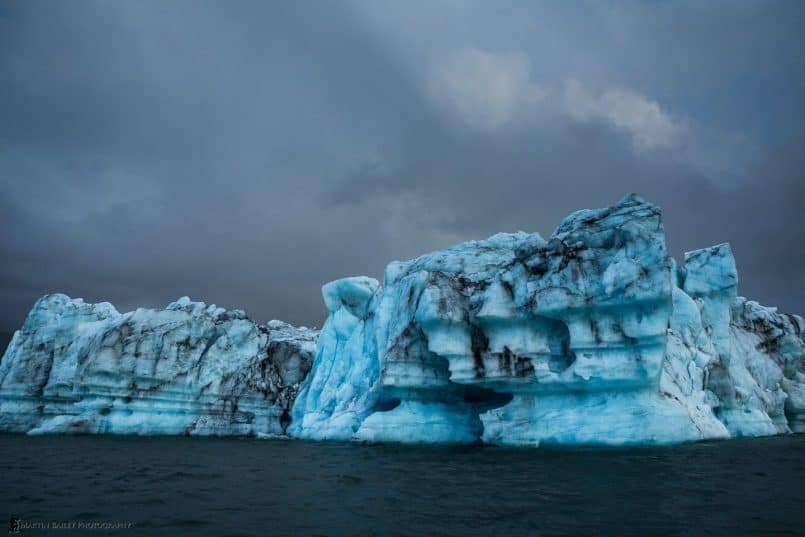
[1,0,803,334]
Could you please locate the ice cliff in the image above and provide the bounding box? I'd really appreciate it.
[1,194,803,445]
[291,194,804,445]
[0,295,316,436]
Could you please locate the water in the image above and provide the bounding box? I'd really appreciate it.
[1,434,803,536]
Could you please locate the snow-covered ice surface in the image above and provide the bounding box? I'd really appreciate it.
[2,194,803,445]
[0,295,317,436]
[291,194,804,445]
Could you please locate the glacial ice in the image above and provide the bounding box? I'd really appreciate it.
[290,194,804,445]
[289,277,382,441]
[0,294,317,436]
[1,194,803,446]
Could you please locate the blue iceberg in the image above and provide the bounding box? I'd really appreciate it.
[290,194,804,445]
[2,194,803,446]
[0,295,317,436]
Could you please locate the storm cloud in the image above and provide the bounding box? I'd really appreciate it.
[1,0,803,332]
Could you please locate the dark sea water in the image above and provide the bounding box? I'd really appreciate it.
[1,434,803,537]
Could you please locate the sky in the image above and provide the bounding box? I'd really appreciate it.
[1,0,803,332]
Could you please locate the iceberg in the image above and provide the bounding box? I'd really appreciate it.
[1,194,802,446]
[291,194,804,445]
[0,294,317,436]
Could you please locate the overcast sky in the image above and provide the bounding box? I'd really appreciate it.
[1,0,803,331]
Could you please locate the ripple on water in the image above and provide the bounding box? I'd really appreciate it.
[1,434,804,536]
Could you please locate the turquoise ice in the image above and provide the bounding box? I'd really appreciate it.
[291,195,804,445]
[0,295,317,436]
[2,195,803,446]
